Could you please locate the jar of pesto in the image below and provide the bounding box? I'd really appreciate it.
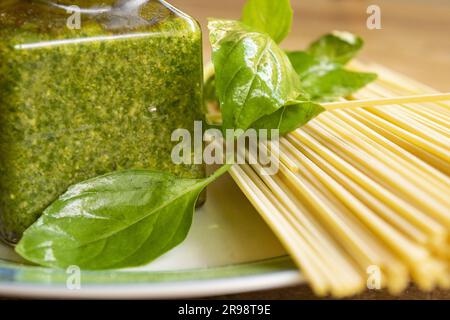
[0,0,205,244]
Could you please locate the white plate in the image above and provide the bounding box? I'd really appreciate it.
[0,172,303,299]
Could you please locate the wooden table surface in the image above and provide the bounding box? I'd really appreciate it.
[170,0,450,300]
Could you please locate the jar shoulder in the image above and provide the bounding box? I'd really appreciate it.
[0,0,200,46]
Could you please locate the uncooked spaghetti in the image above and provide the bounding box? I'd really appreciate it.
[228,62,450,297]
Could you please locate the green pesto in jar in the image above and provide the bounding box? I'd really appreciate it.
[0,0,205,243]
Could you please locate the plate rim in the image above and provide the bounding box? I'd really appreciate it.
[0,255,305,299]
[0,255,305,298]
[0,271,304,299]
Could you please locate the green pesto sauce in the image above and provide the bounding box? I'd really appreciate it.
[0,0,205,243]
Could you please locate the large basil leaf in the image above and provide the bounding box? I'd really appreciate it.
[241,0,293,44]
[208,19,302,132]
[15,166,230,270]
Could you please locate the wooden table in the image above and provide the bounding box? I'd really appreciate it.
[170,0,450,300]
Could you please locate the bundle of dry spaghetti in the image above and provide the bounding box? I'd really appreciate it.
[228,62,450,297]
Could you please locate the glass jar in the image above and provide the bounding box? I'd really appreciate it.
[0,0,205,244]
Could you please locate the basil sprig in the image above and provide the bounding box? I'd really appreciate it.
[287,31,377,102]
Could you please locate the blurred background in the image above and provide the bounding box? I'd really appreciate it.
[171,0,450,91]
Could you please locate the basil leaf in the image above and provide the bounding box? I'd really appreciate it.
[251,100,325,135]
[241,0,293,44]
[301,68,377,102]
[307,31,364,65]
[208,19,302,132]
[285,51,322,78]
[15,166,230,270]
